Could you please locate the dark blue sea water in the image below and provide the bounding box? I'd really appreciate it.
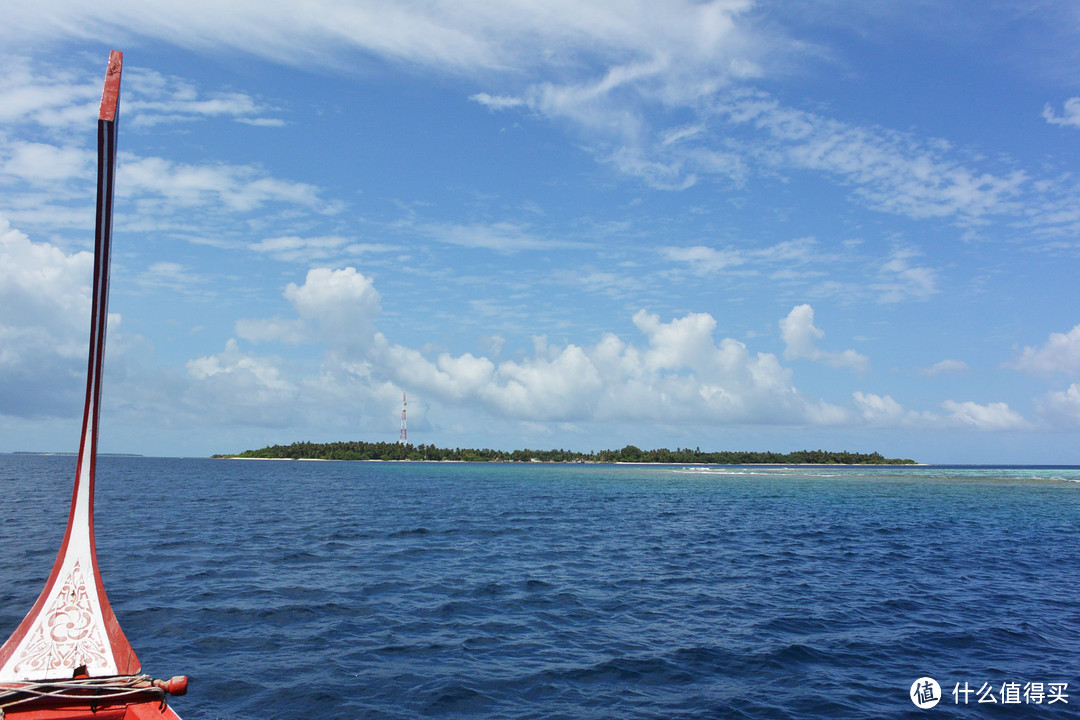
[1,456,1078,719]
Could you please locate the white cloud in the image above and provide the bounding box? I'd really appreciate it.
[780,304,868,371]
[370,307,842,426]
[853,391,952,429]
[921,359,969,376]
[232,272,848,427]
[1,1,769,81]
[660,245,746,274]
[0,141,91,184]
[185,339,302,427]
[124,67,281,128]
[854,392,1030,431]
[0,59,100,129]
[873,246,938,303]
[236,267,382,353]
[187,338,293,390]
[470,92,526,110]
[135,261,205,294]
[119,155,326,213]
[660,237,823,277]
[0,57,282,131]
[1043,98,1080,129]
[1036,383,1080,426]
[1010,323,1080,376]
[0,214,93,417]
[941,400,1030,431]
[249,235,353,263]
[417,220,591,252]
[4,2,1070,244]
[853,392,915,426]
[714,90,1029,223]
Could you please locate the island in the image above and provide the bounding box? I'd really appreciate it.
[214,441,915,464]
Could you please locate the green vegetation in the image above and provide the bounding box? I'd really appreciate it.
[214,441,915,464]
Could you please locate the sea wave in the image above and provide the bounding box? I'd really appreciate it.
[2,455,1079,719]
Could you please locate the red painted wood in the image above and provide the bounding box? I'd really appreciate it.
[1,700,182,720]
[99,51,123,121]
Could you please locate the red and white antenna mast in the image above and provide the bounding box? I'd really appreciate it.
[399,392,407,444]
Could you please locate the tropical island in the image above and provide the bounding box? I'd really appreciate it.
[214,441,915,464]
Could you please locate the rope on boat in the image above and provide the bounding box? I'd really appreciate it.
[0,673,178,715]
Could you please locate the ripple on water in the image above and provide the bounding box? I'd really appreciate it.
[2,457,1079,719]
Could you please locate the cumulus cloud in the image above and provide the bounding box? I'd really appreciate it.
[1009,323,1080,376]
[854,392,1030,431]
[236,267,382,354]
[780,304,868,371]
[941,400,1030,431]
[227,268,849,426]
[370,309,844,426]
[0,214,93,418]
[185,339,300,427]
[1036,383,1080,426]
[852,391,938,427]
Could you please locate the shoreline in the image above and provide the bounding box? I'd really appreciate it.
[218,456,922,466]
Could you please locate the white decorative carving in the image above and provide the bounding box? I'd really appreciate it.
[11,561,110,677]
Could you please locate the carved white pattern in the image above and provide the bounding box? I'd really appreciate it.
[11,561,110,677]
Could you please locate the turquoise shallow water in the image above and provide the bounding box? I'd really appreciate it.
[1,456,1078,719]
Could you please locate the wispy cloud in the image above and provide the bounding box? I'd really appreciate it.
[872,246,938,303]
[120,155,326,212]
[0,57,283,131]
[712,90,1028,223]
[921,359,969,376]
[1043,98,1080,129]
[660,237,821,276]
[417,220,591,252]
[125,67,283,128]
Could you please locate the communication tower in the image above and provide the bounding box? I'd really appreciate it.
[399,392,407,444]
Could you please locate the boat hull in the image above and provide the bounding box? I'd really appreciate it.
[2,702,181,719]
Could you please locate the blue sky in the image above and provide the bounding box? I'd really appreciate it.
[2,1,1079,462]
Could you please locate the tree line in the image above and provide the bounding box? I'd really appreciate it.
[214,441,915,464]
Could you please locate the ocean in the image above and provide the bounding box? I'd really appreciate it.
[1,455,1077,719]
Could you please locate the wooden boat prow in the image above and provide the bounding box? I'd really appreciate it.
[0,52,187,720]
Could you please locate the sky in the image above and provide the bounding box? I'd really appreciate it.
[1,1,1079,463]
